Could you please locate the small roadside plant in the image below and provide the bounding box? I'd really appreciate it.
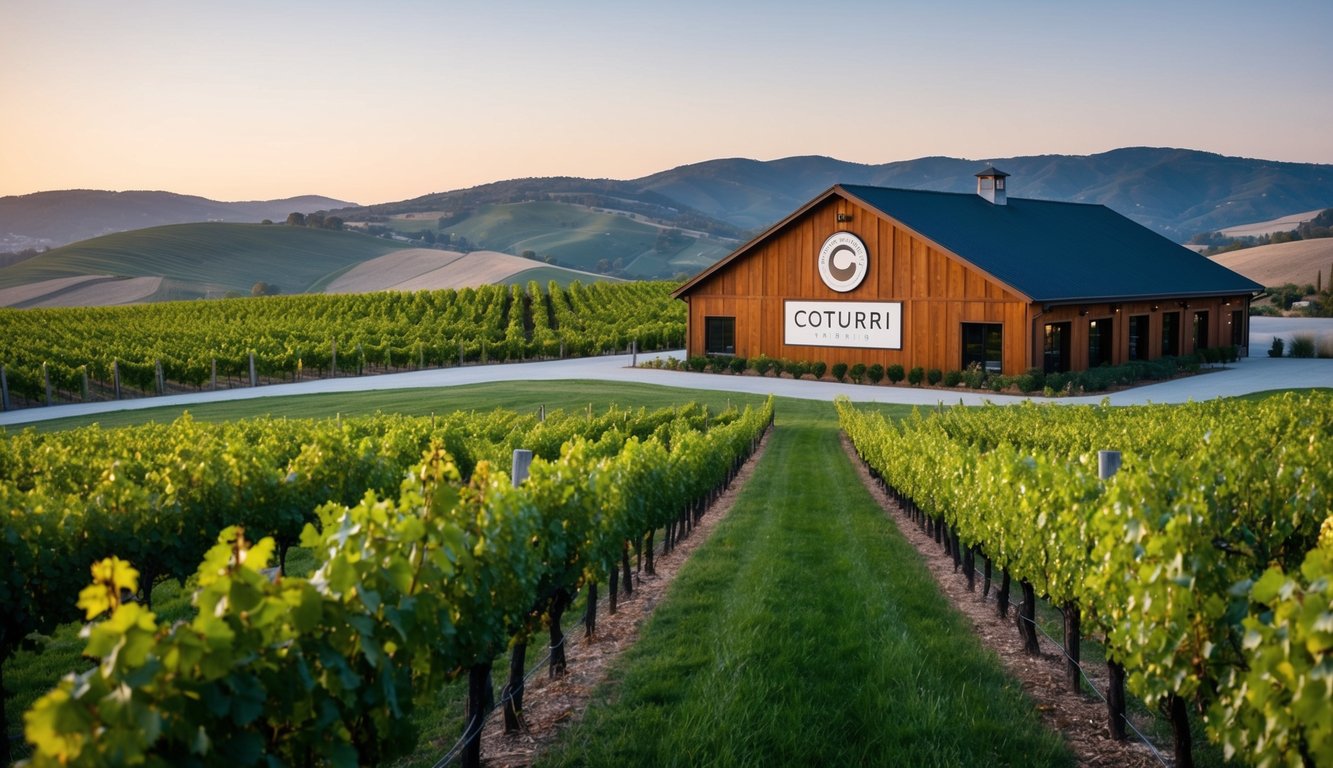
[943,370,963,387]
[1289,334,1316,358]
[887,364,905,384]
[810,361,828,379]
[848,363,866,384]
[753,355,774,376]
[688,356,709,372]
[832,362,849,382]
[1268,337,1285,357]
[867,364,885,384]
[960,362,986,389]
[927,368,942,386]
[708,356,730,374]
[785,360,807,379]
[907,366,925,386]
[730,356,748,374]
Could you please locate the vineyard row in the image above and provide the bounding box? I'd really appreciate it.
[6,397,772,766]
[837,394,1332,768]
[0,280,685,409]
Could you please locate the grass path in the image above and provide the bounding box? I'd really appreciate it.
[536,400,1073,767]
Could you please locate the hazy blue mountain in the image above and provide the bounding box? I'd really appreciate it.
[0,190,354,250]
[634,148,1333,239]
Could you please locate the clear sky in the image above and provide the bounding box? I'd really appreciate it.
[2,0,1330,205]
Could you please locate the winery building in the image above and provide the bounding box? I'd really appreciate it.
[672,168,1263,375]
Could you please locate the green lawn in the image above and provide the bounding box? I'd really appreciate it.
[535,398,1073,767]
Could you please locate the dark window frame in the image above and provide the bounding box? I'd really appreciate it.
[1088,317,1114,367]
[1128,314,1150,361]
[961,322,1003,372]
[704,316,736,356]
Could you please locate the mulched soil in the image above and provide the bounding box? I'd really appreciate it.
[841,434,1169,768]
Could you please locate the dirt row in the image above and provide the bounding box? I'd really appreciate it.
[841,434,1168,768]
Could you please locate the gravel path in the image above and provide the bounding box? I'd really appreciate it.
[3,318,1329,428]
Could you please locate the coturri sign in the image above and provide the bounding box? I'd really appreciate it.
[784,300,902,349]
[817,231,868,292]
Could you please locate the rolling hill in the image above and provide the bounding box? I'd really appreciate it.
[1209,238,1333,288]
[0,190,353,251]
[423,200,733,278]
[0,224,623,307]
[0,223,411,303]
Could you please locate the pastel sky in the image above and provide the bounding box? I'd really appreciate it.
[3,0,1330,205]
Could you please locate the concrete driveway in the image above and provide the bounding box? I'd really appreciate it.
[2,318,1329,427]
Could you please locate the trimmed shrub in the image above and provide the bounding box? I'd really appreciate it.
[753,355,774,376]
[887,364,905,384]
[730,356,748,374]
[810,360,828,379]
[907,366,925,386]
[708,356,729,373]
[1268,337,1285,358]
[1016,370,1041,393]
[943,370,962,387]
[687,356,708,372]
[832,362,849,382]
[927,368,942,386]
[867,363,884,384]
[785,359,807,379]
[960,362,986,389]
[1289,334,1316,358]
[849,363,867,384]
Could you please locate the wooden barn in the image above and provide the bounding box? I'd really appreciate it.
[672,168,1263,375]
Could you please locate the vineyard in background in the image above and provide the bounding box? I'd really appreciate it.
[838,393,1332,768]
[0,280,684,410]
[4,396,773,765]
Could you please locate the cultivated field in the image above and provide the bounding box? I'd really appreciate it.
[323,249,609,293]
[1219,209,1324,239]
[1210,237,1333,287]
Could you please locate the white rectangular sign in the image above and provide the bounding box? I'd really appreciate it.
[784,300,903,350]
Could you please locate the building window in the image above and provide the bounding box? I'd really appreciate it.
[1044,322,1071,373]
[961,323,1003,372]
[704,316,735,355]
[1161,311,1181,356]
[1128,315,1149,360]
[1088,318,1114,367]
[1231,309,1245,347]
[1193,311,1209,350]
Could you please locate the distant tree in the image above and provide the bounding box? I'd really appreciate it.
[285,212,306,227]
[421,230,436,245]
[596,258,612,273]
[324,216,344,231]
[260,219,274,225]
[306,212,326,229]
[521,250,537,260]
[251,281,280,296]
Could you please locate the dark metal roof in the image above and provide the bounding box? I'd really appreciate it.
[836,184,1262,303]
[974,165,1010,178]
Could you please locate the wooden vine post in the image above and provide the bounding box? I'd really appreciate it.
[1098,449,1128,740]
[502,450,534,735]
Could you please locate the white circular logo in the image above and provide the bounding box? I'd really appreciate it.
[818,231,868,292]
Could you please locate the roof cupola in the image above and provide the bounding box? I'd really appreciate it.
[975,165,1009,205]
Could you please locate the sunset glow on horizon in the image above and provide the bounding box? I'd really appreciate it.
[3,0,1331,205]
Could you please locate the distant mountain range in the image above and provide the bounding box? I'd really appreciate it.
[0,190,353,251]
[631,148,1333,238]
[4,147,1331,265]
